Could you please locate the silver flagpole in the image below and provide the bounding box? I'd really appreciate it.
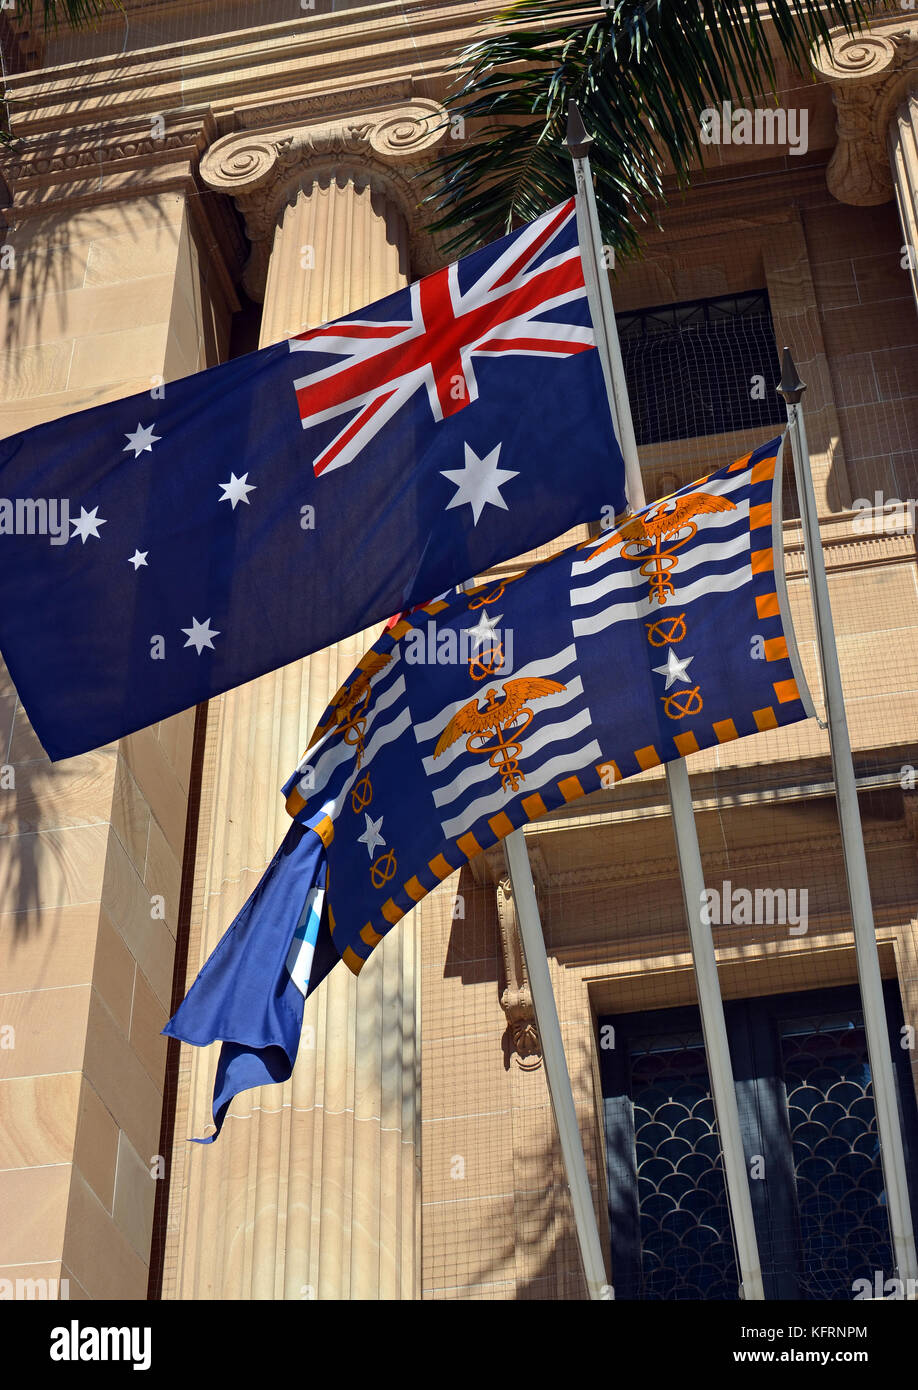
[778,348,918,1285]
[458,572,610,1298]
[566,101,765,1302]
[503,830,612,1299]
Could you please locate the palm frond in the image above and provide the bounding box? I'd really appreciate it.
[427,0,879,259]
[11,0,122,31]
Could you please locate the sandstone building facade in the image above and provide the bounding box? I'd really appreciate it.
[0,0,916,1300]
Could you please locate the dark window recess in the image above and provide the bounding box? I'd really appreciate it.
[615,291,787,448]
[598,982,918,1300]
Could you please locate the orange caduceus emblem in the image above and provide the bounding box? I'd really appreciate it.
[591,491,737,605]
[306,649,393,768]
[434,677,565,793]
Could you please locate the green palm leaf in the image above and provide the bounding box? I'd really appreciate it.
[427,0,878,259]
[9,0,121,29]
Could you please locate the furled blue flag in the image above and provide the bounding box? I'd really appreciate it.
[0,199,625,761]
[165,436,815,1139]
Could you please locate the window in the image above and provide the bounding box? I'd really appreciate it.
[616,291,787,448]
[598,983,918,1300]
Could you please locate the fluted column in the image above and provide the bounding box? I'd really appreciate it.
[260,175,409,343]
[162,108,447,1299]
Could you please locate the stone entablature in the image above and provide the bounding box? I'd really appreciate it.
[0,1,500,139]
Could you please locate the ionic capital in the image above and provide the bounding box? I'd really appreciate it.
[199,101,449,299]
[812,19,918,205]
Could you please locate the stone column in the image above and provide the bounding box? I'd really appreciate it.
[0,110,243,1301]
[161,104,446,1300]
[889,100,918,320]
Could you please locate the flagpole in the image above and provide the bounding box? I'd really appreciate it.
[458,569,611,1299]
[566,101,765,1302]
[778,348,918,1285]
[503,830,613,1299]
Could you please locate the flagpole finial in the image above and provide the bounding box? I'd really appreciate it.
[566,100,594,159]
[777,346,806,404]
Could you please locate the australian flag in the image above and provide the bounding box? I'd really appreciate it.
[0,200,625,761]
[165,437,815,1140]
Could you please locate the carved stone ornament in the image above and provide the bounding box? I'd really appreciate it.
[812,20,918,205]
[198,100,449,300]
[496,874,542,1069]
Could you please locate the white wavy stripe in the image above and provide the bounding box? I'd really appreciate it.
[571,490,753,581]
[440,739,602,840]
[325,706,414,822]
[295,649,403,774]
[466,204,575,296]
[429,702,593,809]
[465,313,593,348]
[411,643,578,744]
[573,464,762,578]
[296,672,407,797]
[570,522,751,609]
[288,323,412,356]
[572,564,752,638]
[423,675,585,777]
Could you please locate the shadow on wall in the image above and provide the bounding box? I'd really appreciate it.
[0,653,73,952]
[430,865,595,1300]
[0,192,181,356]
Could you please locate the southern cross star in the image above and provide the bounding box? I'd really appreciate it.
[128,550,149,570]
[440,443,519,526]
[181,616,220,654]
[70,507,107,544]
[123,423,161,458]
[653,648,695,689]
[218,473,256,509]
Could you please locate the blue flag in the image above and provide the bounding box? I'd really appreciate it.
[165,437,815,1139]
[0,200,625,761]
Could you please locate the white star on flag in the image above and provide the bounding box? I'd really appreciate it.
[182,616,220,654]
[653,648,695,689]
[70,507,106,544]
[465,610,503,652]
[218,473,256,509]
[358,813,386,858]
[128,550,148,570]
[123,423,160,458]
[441,443,518,526]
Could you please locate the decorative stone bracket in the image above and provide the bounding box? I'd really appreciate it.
[199,100,449,300]
[496,873,542,1070]
[812,20,918,205]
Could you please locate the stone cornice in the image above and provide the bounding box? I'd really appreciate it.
[782,512,918,573]
[199,100,449,297]
[562,916,904,971]
[812,17,918,204]
[1,1,505,139]
[2,104,215,205]
[539,821,914,896]
[472,820,914,895]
